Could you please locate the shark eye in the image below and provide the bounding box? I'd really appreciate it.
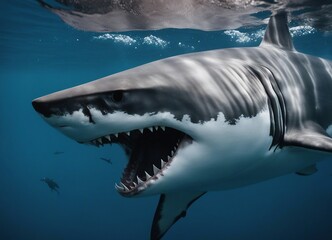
[111,90,124,103]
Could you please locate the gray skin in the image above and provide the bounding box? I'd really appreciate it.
[32,13,332,240]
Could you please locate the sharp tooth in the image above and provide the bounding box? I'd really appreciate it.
[174,146,177,151]
[171,150,174,156]
[120,182,129,191]
[139,129,144,134]
[114,133,118,138]
[153,165,160,175]
[154,126,159,131]
[148,127,153,132]
[137,176,144,184]
[145,171,152,179]
[167,155,171,161]
[115,183,124,191]
[133,182,137,187]
[161,126,165,131]
[97,138,103,144]
[126,131,130,136]
[105,135,111,141]
[161,159,166,168]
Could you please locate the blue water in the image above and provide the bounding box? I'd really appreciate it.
[1,1,332,240]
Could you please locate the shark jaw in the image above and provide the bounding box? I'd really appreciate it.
[90,125,193,197]
[42,108,197,197]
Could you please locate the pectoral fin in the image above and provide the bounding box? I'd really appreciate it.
[151,191,206,240]
[284,122,332,153]
[296,164,318,176]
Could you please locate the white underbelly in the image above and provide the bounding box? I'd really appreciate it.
[209,146,328,191]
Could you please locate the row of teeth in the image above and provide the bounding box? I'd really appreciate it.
[115,141,180,192]
[90,126,166,146]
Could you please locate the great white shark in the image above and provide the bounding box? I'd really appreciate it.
[32,13,332,239]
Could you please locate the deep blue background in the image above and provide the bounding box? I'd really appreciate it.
[1,1,332,239]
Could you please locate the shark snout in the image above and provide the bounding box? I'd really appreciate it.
[32,80,102,117]
[32,95,66,118]
[32,97,51,116]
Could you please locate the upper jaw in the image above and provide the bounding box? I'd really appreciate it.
[87,125,167,147]
[85,125,193,197]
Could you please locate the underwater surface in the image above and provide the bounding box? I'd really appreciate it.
[1,0,332,239]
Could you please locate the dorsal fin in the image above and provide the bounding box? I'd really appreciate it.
[260,12,295,51]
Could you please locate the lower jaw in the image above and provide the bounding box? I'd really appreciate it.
[116,135,193,196]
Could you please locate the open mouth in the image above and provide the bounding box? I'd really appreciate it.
[88,126,192,196]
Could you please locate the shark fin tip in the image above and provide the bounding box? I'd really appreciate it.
[260,12,295,51]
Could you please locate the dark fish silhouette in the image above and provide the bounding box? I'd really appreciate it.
[40,177,60,194]
[100,157,112,164]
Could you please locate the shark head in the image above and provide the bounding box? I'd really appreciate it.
[32,54,271,197]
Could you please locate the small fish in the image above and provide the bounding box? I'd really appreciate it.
[100,157,112,164]
[40,177,60,194]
